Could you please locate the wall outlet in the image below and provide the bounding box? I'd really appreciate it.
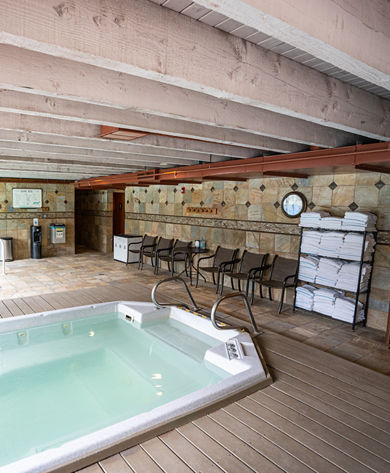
[33,218,38,226]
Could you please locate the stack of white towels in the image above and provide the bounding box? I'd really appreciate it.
[295,285,316,310]
[315,258,343,287]
[300,211,377,232]
[342,211,377,231]
[312,288,341,317]
[301,230,375,260]
[295,287,365,323]
[338,233,376,261]
[298,256,320,282]
[301,231,322,254]
[333,296,364,323]
[335,263,372,292]
[299,211,330,228]
[318,231,345,257]
[299,255,371,292]
[320,216,343,230]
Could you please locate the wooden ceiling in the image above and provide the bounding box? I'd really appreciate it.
[0,0,389,182]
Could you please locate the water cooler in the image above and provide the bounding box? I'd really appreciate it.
[30,225,42,259]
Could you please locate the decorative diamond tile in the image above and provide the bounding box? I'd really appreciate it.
[144,189,147,193]
[233,185,239,192]
[349,202,359,211]
[308,201,316,210]
[181,201,185,206]
[127,200,129,204]
[191,187,195,193]
[165,201,168,206]
[221,201,226,207]
[200,201,204,206]
[210,186,215,192]
[260,184,266,192]
[132,190,135,194]
[274,201,280,208]
[173,188,177,193]
[245,201,251,208]
[291,183,298,191]
[151,200,154,205]
[375,180,385,189]
[329,181,337,190]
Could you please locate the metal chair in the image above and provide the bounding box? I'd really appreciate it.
[157,239,192,276]
[153,237,175,274]
[129,234,157,270]
[258,255,298,313]
[220,250,269,298]
[196,246,239,293]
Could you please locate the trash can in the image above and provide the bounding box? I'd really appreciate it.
[31,225,42,259]
[0,237,13,261]
[50,224,66,244]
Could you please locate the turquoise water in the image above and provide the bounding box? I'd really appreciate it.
[0,313,228,467]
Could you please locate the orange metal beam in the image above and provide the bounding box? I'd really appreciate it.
[263,171,309,179]
[74,142,390,189]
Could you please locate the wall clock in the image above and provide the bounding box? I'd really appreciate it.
[281,191,307,218]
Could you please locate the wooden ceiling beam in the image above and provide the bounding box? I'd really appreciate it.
[194,0,390,91]
[0,47,355,149]
[1,1,388,140]
[355,164,390,174]
[0,86,302,153]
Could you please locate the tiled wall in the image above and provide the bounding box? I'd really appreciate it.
[75,190,113,253]
[0,182,75,259]
[125,172,390,332]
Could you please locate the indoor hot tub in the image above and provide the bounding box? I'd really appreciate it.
[0,295,270,472]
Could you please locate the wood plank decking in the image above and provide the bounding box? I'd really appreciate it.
[1,281,389,473]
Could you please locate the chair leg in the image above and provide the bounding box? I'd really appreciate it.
[251,280,255,305]
[154,256,159,275]
[238,279,242,292]
[278,286,286,314]
[195,266,200,288]
[259,284,263,299]
[216,271,221,294]
[231,277,235,290]
[212,273,216,285]
[220,273,224,295]
[138,252,142,270]
[268,287,272,301]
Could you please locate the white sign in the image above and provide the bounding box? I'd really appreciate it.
[12,189,42,208]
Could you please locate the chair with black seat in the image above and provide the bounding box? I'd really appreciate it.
[153,237,175,275]
[220,250,269,298]
[130,234,157,270]
[258,255,298,314]
[196,246,239,293]
[158,239,192,276]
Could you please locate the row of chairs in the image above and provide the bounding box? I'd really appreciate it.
[128,234,298,313]
[128,235,191,275]
[196,247,298,313]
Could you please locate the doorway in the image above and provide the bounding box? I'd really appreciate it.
[113,192,125,237]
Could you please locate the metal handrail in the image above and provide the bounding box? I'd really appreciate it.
[210,292,260,335]
[151,276,200,311]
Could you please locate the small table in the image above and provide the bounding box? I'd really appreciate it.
[174,247,209,285]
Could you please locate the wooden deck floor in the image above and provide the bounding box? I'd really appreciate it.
[1,280,390,473]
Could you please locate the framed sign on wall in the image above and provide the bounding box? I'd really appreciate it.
[12,189,42,209]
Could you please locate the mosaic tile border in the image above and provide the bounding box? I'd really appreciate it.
[0,212,74,220]
[125,212,390,245]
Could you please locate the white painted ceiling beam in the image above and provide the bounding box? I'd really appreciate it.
[0,138,214,165]
[0,91,304,153]
[0,160,127,176]
[0,47,355,148]
[0,154,143,172]
[194,0,390,90]
[0,118,258,159]
[0,0,388,139]
[0,170,87,180]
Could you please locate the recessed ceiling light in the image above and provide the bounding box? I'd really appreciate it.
[160,162,168,166]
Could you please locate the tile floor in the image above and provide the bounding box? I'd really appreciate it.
[1,250,389,375]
